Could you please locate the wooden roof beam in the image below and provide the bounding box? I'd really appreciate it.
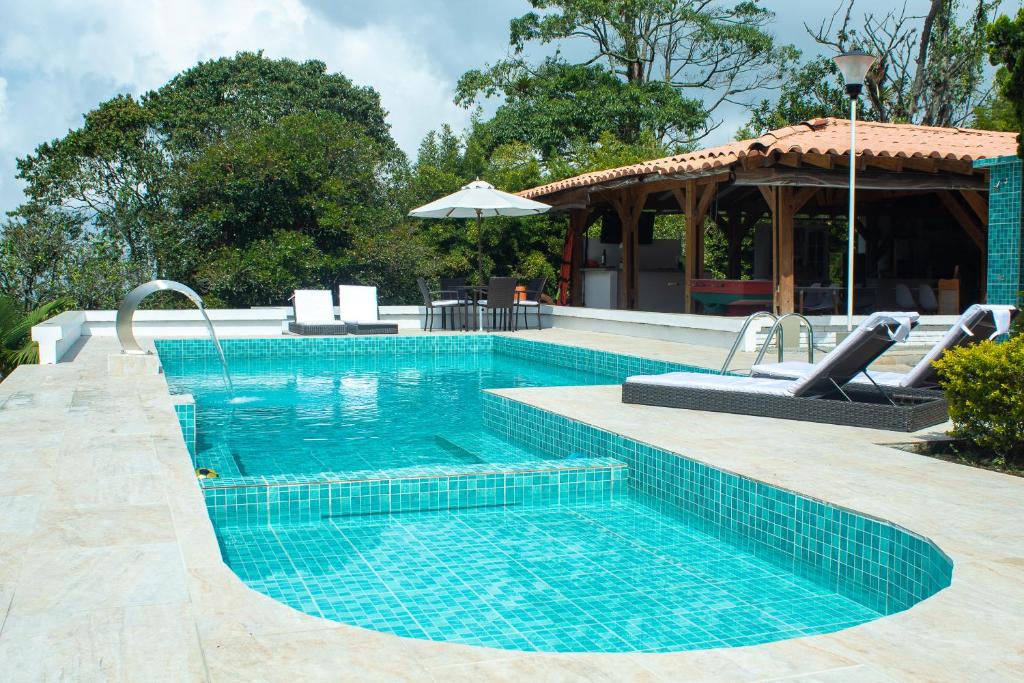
[864,155,904,172]
[776,152,802,168]
[938,191,987,254]
[801,153,833,170]
[791,186,818,214]
[959,190,988,225]
[734,166,986,191]
[900,156,939,173]
[938,158,977,176]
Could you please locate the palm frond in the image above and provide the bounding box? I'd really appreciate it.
[0,296,70,380]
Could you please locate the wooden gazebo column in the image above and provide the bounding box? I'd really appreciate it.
[759,185,817,314]
[566,208,589,305]
[673,180,717,314]
[611,187,650,310]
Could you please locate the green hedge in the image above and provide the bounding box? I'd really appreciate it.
[933,333,1024,464]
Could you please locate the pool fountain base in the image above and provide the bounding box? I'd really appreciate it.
[107,352,162,376]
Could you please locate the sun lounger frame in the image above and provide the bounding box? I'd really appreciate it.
[621,381,947,432]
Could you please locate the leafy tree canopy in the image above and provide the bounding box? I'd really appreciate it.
[741,0,1004,138]
[144,51,395,156]
[987,7,1024,155]
[178,111,400,256]
[492,0,798,141]
[806,0,997,127]
[459,59,704,157]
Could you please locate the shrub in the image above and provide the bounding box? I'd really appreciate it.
[933,333,1024,464]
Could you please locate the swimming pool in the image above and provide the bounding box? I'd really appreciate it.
[163,346,620,477]
[159,335,952,653]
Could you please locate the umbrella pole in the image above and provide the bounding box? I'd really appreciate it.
[476,211,484,332]
[476,211,484,285]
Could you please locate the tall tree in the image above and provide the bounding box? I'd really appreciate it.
[807,0,998,127]
[8,52,408,307]
[460,0,797,143]
[458,59,703,158]
[0,206,82,309]
[987,7,1024,155]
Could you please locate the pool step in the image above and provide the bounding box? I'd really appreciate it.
[429,430,561,465]
[201,458,628,527]
[193,442,244,478]
[431,436,485,464]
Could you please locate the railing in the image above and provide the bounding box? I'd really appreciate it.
[721,311,817,375]
[751,313,816,368]
[720,311,777,374]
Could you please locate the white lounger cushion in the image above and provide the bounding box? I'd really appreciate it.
[293,289,339,323]
[752,305,1014,388]
[625,372,797,396]
[338,285,383,323]
[752,360,906,387]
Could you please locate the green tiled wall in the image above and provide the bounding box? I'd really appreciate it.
[154,335,706,382]
[976,155,1023,305]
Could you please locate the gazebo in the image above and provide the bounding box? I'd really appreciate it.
[520,118,1019,316]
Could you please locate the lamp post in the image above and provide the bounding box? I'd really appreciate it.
[833,49,877,331]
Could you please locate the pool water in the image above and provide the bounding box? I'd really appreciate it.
[161,339,947,654]
[215,494,881,652]
[162,353,618,477]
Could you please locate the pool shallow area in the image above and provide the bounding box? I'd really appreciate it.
[216,494,884,652]
[157,335,953,655]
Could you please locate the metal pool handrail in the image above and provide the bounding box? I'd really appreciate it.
[751,313,816,368]
[721,311,777,375]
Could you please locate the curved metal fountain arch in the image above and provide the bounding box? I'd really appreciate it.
[117,280,205,354]
[116,279,233,390]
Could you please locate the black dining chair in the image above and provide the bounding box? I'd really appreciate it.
[478,277,518,331]
[516,276,547,329]
[439,277,467,301]
[417,278,461,331]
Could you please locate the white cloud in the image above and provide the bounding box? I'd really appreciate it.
[0,0,470,213]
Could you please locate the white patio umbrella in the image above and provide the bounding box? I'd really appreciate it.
[408,180,551,286]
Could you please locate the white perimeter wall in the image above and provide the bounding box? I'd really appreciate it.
[31,305,964,364]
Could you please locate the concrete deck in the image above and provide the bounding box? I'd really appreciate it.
[0,331,1021,682]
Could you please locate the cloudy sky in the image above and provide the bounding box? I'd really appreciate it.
[0,0,910,216]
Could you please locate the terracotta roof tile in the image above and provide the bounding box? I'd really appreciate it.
[520,117,1017,199]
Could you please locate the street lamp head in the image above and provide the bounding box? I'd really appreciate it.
[833,49,877,99]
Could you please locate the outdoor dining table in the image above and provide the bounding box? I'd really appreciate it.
[795,285,877,315]
[450,285,487,331]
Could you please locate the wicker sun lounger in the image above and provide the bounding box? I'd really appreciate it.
[750,304,1019,389]
[623,312,948,431]
[288,289,348,336]
[338,285,398,335]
